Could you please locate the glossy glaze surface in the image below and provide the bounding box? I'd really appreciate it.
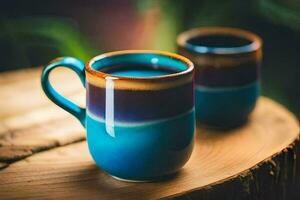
[85,51,195,180]
[87,82,193,122]
[87,109,195,180]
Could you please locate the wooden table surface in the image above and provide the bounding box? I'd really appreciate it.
[0,68,299,200]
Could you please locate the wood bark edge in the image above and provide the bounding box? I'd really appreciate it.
[167,136,300,200]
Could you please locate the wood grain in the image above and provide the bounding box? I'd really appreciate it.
[0,98,298,200]
[0,67,85,165]
[0,67,84,120]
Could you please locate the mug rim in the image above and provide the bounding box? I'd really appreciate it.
[177,27,262,55]
[86,50,194,81]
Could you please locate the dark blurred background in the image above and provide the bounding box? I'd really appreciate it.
[0,0,299,117]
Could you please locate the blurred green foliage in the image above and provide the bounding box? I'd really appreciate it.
[0,17,96,70]
[258,0,300,31]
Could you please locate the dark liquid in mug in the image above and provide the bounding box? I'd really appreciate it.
[101,65,179,78]
[187,34,252,48]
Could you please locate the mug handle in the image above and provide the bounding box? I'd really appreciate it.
[41,57,86,127]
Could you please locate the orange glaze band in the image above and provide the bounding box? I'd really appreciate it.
[85,50,194,90]
[177,27,262,68]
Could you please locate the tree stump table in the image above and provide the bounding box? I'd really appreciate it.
[0,68,299,200]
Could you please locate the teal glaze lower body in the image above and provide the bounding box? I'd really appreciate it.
[195,82,260,129]
[86,110,195,181]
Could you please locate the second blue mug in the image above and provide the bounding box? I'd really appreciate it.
[41,50,195,181]
[177,27,262,128]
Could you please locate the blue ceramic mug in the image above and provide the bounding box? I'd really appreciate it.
[177,27,262,129]
[41,50,195,181]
